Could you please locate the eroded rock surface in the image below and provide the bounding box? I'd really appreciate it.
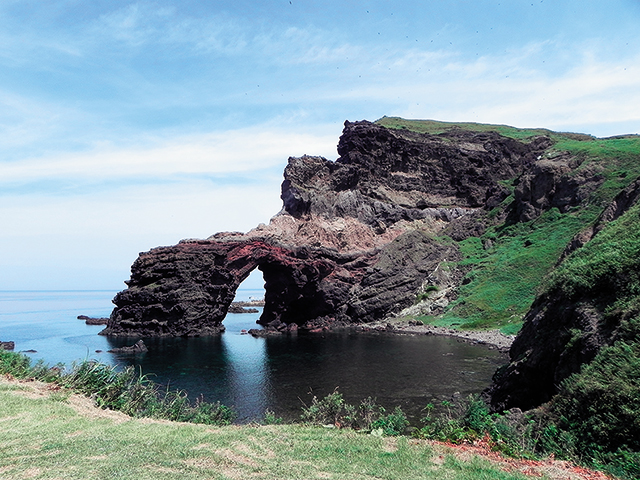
[102,120,584,337]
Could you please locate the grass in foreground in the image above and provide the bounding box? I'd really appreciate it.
[0,376,533,480]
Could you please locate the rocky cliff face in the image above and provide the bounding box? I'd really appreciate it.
[103,120,556,337]
[102,119,604,337]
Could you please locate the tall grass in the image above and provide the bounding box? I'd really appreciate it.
[0,349,235,425]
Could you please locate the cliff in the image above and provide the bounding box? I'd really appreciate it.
[488,177,640,411]
[102,119,559,337]
[102,119,639,366]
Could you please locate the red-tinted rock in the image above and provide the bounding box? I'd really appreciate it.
[102,120,567,338]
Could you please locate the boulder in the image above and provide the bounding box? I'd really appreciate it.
[107,340,148,354]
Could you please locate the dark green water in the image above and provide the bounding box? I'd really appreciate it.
[1,291,506,424]
[106,311,506,424]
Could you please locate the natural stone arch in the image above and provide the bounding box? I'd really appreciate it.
[100,239,344,337]
[101,229,460,337]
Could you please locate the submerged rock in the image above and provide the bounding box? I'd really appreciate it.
[107,340,148,354]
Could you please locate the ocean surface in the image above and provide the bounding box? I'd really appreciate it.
[0,290,506,423]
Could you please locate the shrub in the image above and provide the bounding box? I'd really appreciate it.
[416,396,540,458]
[301,390,347,426]
[263,409,283,425]
[371,406,409,436]
[300,389,406,434]
[416,401,475,444]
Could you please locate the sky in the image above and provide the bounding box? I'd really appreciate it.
[1,0,640,291]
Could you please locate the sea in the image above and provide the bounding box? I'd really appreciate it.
[0,289,506,424]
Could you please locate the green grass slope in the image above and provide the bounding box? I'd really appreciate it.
[530,202,640,479]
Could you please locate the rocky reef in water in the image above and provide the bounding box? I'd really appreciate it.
[102,118,605,338]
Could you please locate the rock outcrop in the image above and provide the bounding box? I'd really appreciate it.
[102,120,592,337]
[78,315,109,325]
[107,340,148,354]
[512,152,603,222]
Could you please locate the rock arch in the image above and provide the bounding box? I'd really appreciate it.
[100,239,352,337]
[102,120,552,338]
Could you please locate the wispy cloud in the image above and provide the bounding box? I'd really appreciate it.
[0,124,338,188]
[90,3,249,55]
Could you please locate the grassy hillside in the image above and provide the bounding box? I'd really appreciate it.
[529,202,640,479]
[376,117,640,334]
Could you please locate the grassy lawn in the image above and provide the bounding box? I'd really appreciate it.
[0,376,534,480]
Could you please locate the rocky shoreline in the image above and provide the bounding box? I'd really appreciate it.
[246,316,514,351]
[357,320,514,351]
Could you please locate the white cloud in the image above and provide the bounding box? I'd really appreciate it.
[0,124,339,185]
[325,42,640,136]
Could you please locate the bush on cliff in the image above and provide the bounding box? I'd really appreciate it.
[544,319,640,479]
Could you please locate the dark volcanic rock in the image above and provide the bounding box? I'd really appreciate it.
[560,176,640,260]
[0,341,15,351]
[227,304,259,314]
[282,121,546,227]
[513,153,603,222]
[488,292,610,411]
[103,120,572,338]
[78,315,109,325]
[107,340,148,354]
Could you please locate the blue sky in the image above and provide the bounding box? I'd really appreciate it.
[1,0,640,291]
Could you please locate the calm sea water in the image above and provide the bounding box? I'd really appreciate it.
[0,290,506,423]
